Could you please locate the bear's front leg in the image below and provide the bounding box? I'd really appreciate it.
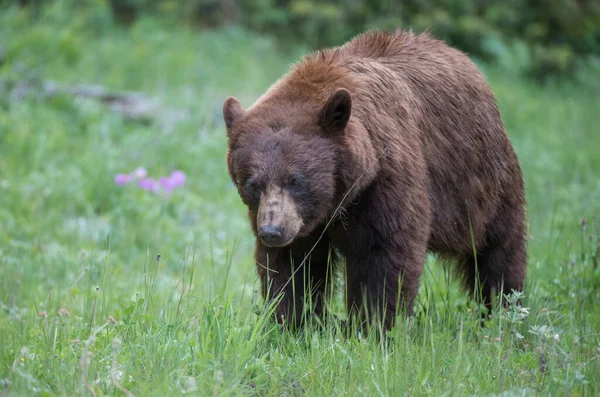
[332,179,431,332]
[254,231,334,329]
[345,245,425,331]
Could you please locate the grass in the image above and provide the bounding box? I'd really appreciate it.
[1,3,599,396]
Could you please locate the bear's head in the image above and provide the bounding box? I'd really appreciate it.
[223,88,352,247]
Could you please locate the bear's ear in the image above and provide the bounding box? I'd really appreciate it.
[223,97,245,133]
[319,88,352,135]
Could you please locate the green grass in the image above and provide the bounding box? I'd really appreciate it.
[1,4,600,396]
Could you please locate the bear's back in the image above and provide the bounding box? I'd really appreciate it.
[303,30,523,253]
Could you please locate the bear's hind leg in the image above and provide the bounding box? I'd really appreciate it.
[460,209,527,313]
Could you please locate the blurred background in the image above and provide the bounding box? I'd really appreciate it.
[5,0,600,80]
[75,0,600,80]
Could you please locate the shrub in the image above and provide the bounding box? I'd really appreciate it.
[7,0,600,80]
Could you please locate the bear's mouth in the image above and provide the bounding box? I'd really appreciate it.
[256,186,303,247]
[259,234,296,248]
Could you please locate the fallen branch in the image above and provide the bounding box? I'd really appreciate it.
[6,77,191,130]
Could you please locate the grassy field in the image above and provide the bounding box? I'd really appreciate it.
[1,4,600,396]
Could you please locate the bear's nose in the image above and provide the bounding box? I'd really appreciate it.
[258,225,284,246]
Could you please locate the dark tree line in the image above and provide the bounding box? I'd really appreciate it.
[6,0,600,79]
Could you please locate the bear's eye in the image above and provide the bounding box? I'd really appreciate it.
[245,179,259,192]
[288,177,300,187]
[286,174,305,190]
[242,180,261,208]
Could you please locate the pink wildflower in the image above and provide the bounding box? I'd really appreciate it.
[159,170,187,193]
[114,173,131,186]
[168,170,186,187]
[58,308,70,317]
[116,168,186,195]
[138,177,159,193]
[131,167,147,179]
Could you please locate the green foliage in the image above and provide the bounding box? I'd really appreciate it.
[1,6,600,396]
[239,0,600,80]
[5,0,599,79]
[93,0,600,80]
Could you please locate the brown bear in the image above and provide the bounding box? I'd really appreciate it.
[222,29,527,331]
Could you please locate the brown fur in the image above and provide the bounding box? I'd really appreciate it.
[223,29,527,331]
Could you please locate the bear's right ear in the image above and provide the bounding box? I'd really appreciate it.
[223,97,245,134]
[319,88,352,135]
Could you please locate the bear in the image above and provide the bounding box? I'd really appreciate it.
[222,29,527,332]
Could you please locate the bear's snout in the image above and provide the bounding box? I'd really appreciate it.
[257,185,303,247]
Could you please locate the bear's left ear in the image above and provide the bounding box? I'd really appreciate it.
[223,96,245,135]
[319,88,352,135]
